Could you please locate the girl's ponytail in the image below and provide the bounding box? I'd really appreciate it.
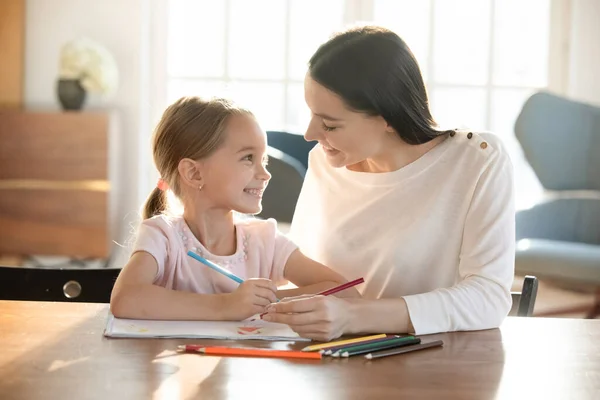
[142,187,167,219]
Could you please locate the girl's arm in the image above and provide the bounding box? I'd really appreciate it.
[277,249,361,299]
[110,252,277,320]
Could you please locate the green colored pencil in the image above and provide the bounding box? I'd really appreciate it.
[331,335,417,356]
[332,336,421,358]
[323,335,400,355]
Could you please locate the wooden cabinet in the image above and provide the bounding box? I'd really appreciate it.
[0,111,114,258]
[0,0,25,107]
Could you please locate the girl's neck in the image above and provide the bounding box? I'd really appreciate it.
[183,208,237,256]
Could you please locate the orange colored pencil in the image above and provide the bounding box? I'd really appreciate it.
[178,345,322,360]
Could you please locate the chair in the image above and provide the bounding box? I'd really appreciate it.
[510,275,539,317]
[0,265,121,303]
[258,146,306,224]
[266,131,316,170]
[514,91,600,318]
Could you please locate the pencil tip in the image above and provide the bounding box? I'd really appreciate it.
[341,352,349,358]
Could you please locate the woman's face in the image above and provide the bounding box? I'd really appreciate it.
[303,75,391,168]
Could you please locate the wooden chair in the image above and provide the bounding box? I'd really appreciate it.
[0,265,121,303]
[510,275,539,317]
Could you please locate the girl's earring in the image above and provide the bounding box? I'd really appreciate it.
[198,184,203,191]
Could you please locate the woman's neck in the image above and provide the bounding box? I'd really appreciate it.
[183,207,237,256]
[348,134,447,173]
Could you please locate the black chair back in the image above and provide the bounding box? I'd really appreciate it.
[510,275,539,317]
[0,266,121,303]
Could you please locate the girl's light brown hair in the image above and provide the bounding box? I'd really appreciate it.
[143,96,253,219]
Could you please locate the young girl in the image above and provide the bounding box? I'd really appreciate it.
[110,96,357,321]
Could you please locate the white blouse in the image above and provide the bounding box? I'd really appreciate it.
[290,130,515,335]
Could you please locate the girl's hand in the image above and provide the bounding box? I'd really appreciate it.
[223,278,278,320]
[261,295,352,341]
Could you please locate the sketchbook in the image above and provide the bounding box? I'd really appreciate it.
[103,313,310,341]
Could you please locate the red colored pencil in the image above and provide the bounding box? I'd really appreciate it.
[177,345,322,360]
[256,277,365,320]
[317,278,364,296]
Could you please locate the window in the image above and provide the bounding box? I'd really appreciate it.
[158,0,560,209]
[165,0,346,134]
[372,0,552,209]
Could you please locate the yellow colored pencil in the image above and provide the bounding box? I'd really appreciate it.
[301,334,387,352]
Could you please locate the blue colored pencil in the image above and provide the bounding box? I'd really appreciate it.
[187,250,244,284]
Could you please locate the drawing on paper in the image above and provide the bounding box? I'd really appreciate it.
[237,326,263,335]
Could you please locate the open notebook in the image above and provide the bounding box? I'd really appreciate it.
[103,313,310,341]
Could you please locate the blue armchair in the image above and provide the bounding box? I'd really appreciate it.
[514,91,600,318]
[258,146,306,224]
[266,131,316,170]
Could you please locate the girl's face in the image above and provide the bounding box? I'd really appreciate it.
[303,75,391,168]
[199,114,271,214]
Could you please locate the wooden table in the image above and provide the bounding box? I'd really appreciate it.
[1,301,599,400]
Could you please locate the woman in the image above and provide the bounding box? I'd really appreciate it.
[261,26,515,340]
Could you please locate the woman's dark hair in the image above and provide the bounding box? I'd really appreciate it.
[309,26,449,145]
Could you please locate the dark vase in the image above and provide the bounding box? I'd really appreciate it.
[57,79,87,110]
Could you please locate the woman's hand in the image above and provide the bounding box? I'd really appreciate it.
[261,295,353,341]
[222,278,278,320]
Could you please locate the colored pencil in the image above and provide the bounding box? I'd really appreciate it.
[187,250,244,284]
[301,333,387,352]
[332,335,419,357]
[177,345,322,360]
[336,336,421,358]
[257,277,365,321]
[364,340,444,360]
[322,335,400,355]
[188,251,280,307]
[318,278,365,296]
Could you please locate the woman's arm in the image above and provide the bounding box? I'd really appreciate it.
[277,249,361,299]
[110,252,277,320]
[402,147,515,334]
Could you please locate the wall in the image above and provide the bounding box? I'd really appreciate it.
[0,0,25,107]
[567,0,600,106]
[24,0,152,264]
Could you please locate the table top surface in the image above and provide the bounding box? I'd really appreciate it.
[1,300,599,400]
